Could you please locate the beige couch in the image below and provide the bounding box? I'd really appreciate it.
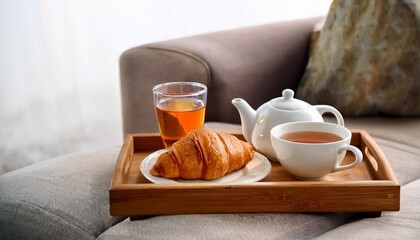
[1,18,419,239]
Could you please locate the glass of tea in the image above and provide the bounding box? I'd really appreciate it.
[153,82,207,148]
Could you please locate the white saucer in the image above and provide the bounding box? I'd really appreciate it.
[140,149,271,184]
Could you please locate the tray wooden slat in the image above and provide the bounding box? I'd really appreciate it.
[110,130,400,217]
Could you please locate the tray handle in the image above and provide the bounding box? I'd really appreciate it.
[363,146,384,180]
[360,131,397,183]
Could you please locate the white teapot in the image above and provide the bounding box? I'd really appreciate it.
[232,89,344,160]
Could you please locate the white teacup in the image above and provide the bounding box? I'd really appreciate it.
[270,122,363,180]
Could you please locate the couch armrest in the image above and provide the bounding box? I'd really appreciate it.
[120,17,321,136]
[0,146,125,239]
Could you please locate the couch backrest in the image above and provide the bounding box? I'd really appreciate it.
[119,17,321,135]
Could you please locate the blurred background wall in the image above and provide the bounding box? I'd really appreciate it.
[0,0,332,174]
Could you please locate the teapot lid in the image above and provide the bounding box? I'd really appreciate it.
[270,89,309,110]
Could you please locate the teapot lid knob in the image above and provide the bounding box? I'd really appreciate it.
[282,89,294,100]
[270,88,309,110]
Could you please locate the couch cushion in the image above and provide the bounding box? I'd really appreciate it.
[98,212,355,240]
[297,0,420,116]
[0,146,125,240]
[314,178,420,240]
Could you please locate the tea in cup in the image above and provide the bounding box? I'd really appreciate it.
[153,82,207,148]
[270,121,363,180]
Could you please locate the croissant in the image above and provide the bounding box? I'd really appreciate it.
[150,127,254,180]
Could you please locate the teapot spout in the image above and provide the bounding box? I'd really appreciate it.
[232,98,257,143]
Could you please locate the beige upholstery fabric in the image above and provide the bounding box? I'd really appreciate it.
[0,146,125,240]
[297,0,420,116]
[98,213,355,240]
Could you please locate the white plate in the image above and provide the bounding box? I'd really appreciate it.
[140,149,271,184]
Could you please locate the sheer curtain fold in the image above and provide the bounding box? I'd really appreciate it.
[0,0,331,174]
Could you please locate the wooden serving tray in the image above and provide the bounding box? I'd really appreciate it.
[109,130,400,218]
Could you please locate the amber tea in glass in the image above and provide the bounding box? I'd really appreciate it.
[153,82,207,148]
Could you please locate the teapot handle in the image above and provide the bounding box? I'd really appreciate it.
[314,105,345,126]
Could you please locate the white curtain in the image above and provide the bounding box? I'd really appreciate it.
[0,0,332,174]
